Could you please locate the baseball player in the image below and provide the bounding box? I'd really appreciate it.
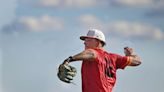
[58,29,141,92]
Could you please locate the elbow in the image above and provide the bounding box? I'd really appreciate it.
[129,60,142,66]
[129,56,142,66]
[136,61,142,66]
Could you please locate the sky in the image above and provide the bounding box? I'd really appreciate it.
[0,0,164,92]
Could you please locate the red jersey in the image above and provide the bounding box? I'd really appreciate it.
[81,49,131,92]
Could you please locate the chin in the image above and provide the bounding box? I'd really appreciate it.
[85,46,89,49]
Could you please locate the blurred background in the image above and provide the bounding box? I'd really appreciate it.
[1,0,164,92]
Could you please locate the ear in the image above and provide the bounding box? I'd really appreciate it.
[97,40,103,47]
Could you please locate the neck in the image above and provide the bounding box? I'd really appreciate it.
[96,47,104,50]
[85,46,104,50]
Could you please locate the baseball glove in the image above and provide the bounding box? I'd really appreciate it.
[57,64,77,83]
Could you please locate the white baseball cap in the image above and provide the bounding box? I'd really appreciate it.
[80,29,106,45]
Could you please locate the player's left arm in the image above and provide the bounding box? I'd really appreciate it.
[124,47,141,66]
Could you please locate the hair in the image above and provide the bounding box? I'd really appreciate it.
[100,41,105,47]
[95,39,105,47]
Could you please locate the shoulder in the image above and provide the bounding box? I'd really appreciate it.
[108,52,121,57]
[84,49,97,56]
[107,53,127,62]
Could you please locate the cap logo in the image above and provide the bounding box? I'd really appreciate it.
[87,30,95,36]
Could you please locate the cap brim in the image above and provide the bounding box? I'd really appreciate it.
[80,36,106,46]
[80,36,97,41]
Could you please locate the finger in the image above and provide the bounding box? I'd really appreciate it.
[69,66,77,72]
[62,60,69,65]
[124,47,133,55]
[127,48,133,54]
[66,75,73,80]
[125,47,133,51]
[63,78,71,83]
[67,72,76,77]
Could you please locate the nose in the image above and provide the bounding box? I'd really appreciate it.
[84,40,87,45]
[84,39,90,45]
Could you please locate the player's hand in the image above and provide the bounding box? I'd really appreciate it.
[124,47,133,56]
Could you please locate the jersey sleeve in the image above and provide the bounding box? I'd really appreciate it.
[115,55,131,69]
